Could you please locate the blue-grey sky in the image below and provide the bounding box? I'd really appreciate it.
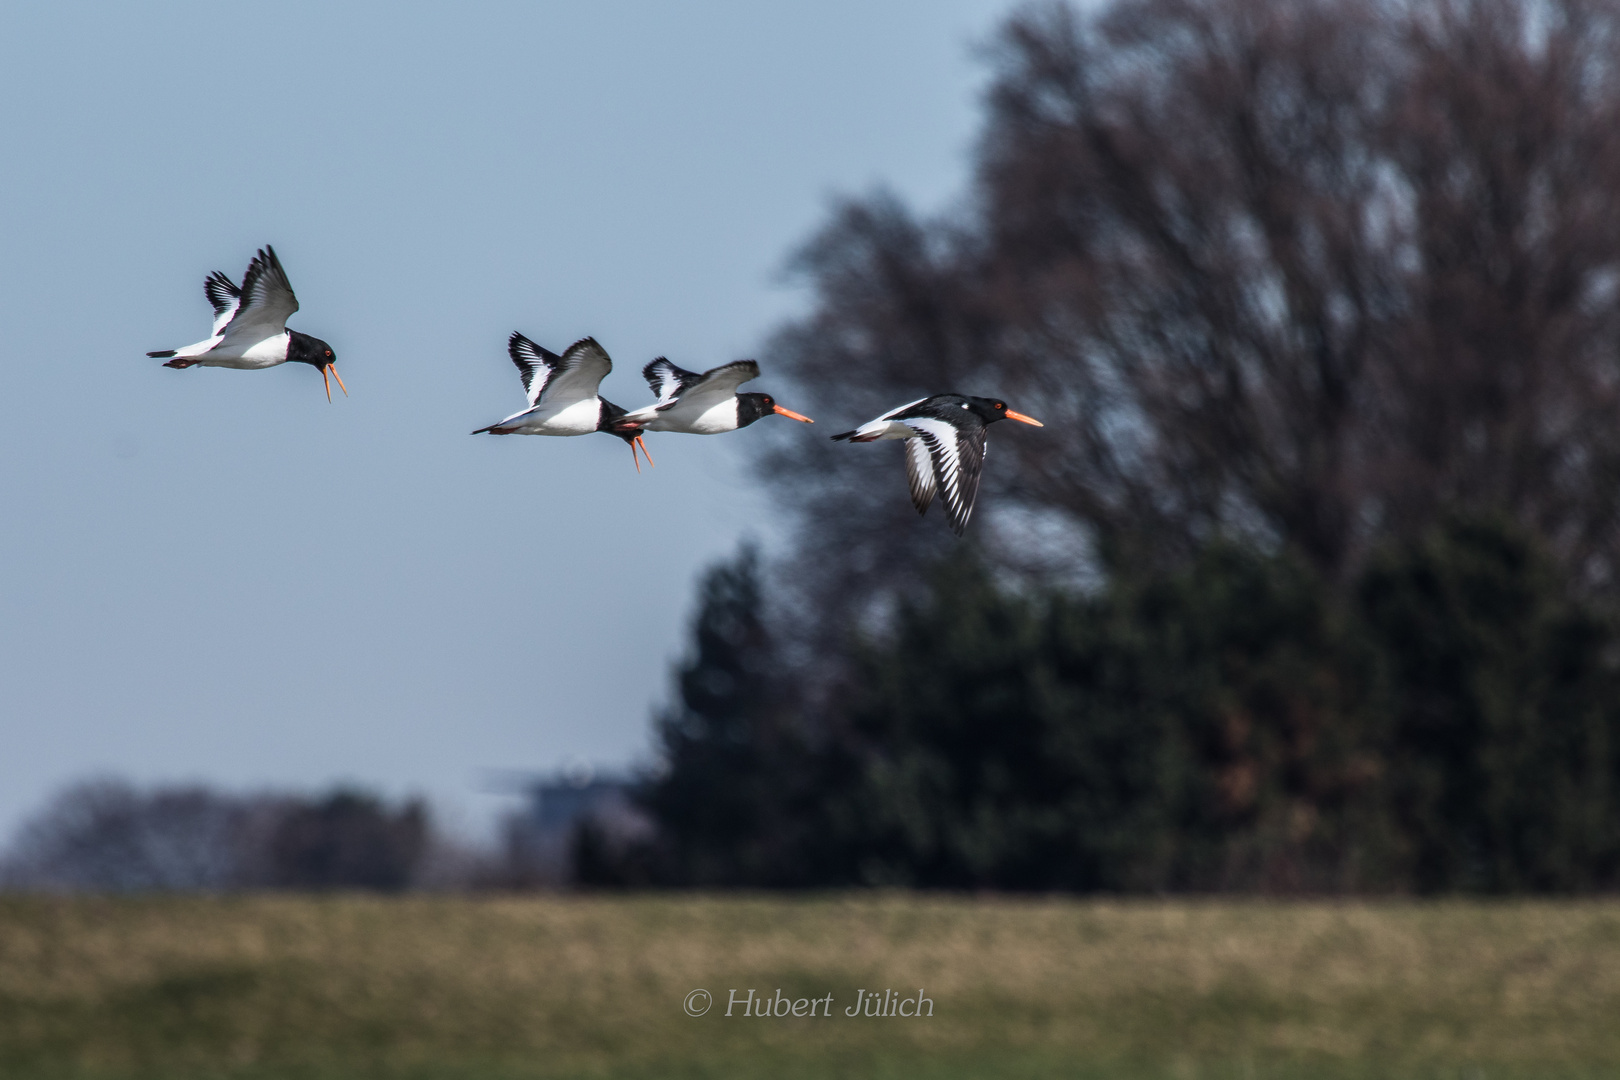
[0,0,1015,841]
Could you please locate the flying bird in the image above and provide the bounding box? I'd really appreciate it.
[620,358,814,435]
[473,333,653,471]
[831,395,1043,536]
[146,246,346,401]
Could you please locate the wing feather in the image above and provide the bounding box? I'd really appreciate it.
[544,337,613,404]
[658,359,760,413]
[880,396,931,421]
[508,332,562,405]
[904,435,937,516]
[204,271,240,336]
[906,417,986,536]
[218,246,299,346]
[641,357,703,405]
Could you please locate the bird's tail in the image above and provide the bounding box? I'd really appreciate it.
[830,430,858,441]
[150,349,201,369]
[471,424,513,435]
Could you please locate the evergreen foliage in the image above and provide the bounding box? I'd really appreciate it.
[1362,519,1620,891]
[607,0,1620,894]
[637,547,827,886]
[620,521,1620,893]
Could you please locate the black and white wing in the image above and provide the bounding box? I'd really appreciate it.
[904,435,937,516]
[883,397,931,422]
[203,271,240,337]
[658,359,761,413]
[508,335,613,407]
[508,333,564,405]
[544,337,613,404]
[218,246,299,346]
[641,357,705,406]
[904,418,987,536]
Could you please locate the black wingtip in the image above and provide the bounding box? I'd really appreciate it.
[146,350,176,358]
[508,331,560,364]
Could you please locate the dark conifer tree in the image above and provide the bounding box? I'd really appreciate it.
[638,547,828,885]
[1359,518,1620,892]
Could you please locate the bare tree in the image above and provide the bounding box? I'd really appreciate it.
[0,779,457,893]
[762,0,1620,605]
[0,778,249,892]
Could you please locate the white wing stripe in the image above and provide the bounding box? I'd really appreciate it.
[906,416,984,534]
[877,397,929,422]
[904,434,937,515]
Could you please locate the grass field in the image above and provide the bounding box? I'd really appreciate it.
[0,893,1617,1079]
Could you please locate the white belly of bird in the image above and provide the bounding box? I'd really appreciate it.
[652,398,738,434]
[507,396,601,436]
[202,331,291,369]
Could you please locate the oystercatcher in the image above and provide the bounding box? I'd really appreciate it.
[620,357,813,435]
[831,395,1043,535]
[472,333,653,471]
[146,246,346,401]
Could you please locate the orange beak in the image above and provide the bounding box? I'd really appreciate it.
[324,364,348,401]
[1004,409,1043,427]
[636,435,655,468]
[773,404,815,423]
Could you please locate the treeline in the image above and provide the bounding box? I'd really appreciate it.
[0,780,442,892]
[0,776,646,893]
[588,0,1620,894]
[589,522,1620,892]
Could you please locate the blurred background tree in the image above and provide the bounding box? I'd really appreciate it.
[0,781,441,892]
[765,0,1620,601]
[11,0,1620,898]
[617,0,1620,894]
[266,790,429,891]
[623,548,837,886]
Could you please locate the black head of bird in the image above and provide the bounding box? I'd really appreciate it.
[736,392,814,428]
[288,330,347,401]
[599,401,656,473]
[963,396,1043,427]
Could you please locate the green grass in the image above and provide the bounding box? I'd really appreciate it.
[1,893,1617,1079]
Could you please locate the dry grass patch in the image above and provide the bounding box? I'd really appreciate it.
[0,894,1616,1079]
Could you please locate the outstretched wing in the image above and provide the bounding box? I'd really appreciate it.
[204,271,240,336]
[904,435,937,516]
[881,396,931,421]
[657,359,760,413]
[218,246,299,346]
[509,335,613,407]
[543,337,613,405]
[904,417,987,536]
[642,357,704,405]
[508,332,563,405]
